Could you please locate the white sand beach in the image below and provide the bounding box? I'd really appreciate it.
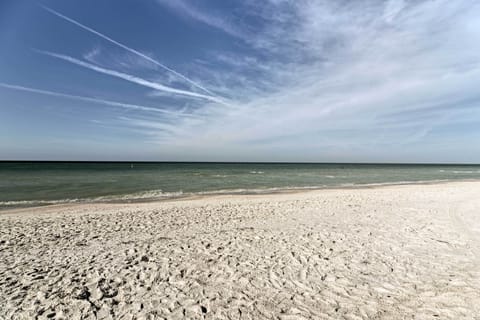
[1,181,480,319]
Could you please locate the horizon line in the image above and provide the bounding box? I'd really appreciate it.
[1,160,479,166]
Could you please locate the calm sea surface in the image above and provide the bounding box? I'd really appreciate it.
[1,162,479,209]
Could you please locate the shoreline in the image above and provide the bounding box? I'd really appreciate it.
[1,178,479,215]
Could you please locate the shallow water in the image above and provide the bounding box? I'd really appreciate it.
[1,162,479,208]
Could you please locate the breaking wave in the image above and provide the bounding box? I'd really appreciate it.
[1,179,467,210]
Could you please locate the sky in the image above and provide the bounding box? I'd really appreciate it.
[1,0,480,162]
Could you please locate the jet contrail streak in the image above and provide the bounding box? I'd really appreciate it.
[37,49,222,103]
[0,82,195,117]
[41,5,219,98]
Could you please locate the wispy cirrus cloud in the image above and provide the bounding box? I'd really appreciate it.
[156,0,247,39]
[83,46,101,63]
[83,46,159,72]
[144,0,480,161]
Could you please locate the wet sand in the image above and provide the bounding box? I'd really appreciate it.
[1,181,480,319]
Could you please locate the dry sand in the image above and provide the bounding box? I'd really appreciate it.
[1,181,480,319]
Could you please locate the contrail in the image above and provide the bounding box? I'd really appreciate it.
[41,5,219,98]
[36,49,223,103]
[0,82,194,117]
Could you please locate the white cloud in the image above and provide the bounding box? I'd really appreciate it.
[383,0,406,23]
[83,46,158,71]
[156,0,247,39]
[146,0,480,160]
[83,46,101,63]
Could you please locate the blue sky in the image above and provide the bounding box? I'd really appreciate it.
[1,0,480,162]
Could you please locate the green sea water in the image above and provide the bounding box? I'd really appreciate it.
[1,162,479,209]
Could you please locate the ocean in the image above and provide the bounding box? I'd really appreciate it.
[1,162,479,209]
